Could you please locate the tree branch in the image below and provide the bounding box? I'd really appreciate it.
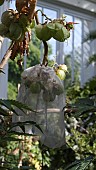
[0,42,15,69]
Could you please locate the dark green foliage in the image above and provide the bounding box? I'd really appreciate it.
[8,82,18,100]
[86,54,96,66]
[64,156,93,170]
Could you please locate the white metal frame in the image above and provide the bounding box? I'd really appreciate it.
[0,1,9,99]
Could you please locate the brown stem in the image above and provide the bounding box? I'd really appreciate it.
[0,41,15,69]
[34,11,39,25]
[42,41,48,66]
[36,9,52,22]
[28,0,37,21]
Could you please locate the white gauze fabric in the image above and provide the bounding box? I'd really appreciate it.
[12,65,65,148]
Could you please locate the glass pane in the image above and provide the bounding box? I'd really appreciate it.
[44,8,57,20]
[10,0,16,9]
[83,20,92,84]
[64,15,73,55]
[74,17,82,82]
[83,20,91,63]
[64,15,73,87]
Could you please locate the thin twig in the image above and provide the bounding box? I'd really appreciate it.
[0,41,15,69]
[34,11,40,25]
[36,9,52,22]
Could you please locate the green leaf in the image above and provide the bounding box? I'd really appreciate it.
[71,97,96,117]
[86,54,96,66]
[0,106,10,116]
[0,136,22,142]
[9,121,43,133]
[0,99,18,115]
[74,106,96,117]
[75,97,94,106]
[19,125,25,133]
[0,69,5,74]
[9,131,36,136]
[47,22,56,31]
[8,99,35,113]
[0,99,36,116]
[64,156,93,170]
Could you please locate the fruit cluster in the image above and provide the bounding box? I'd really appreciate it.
[0,9,33,41]
[35,21,73,42]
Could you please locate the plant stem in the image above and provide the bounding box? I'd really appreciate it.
[28,0,37,21]
[0,41,15,69]
[34,12,48,66]
[42,41,48,66]
[36,9,52,22]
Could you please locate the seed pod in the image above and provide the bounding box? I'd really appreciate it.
[0,0,4,6]
[9,22,23,41]
[19,14,29,29]
[1,10,15,27]
[35,24,43,40]
[0,23,9,37]
[55,22,63,30]
[41,24,52,41]
[53,26,70,42]
[46,22,56,34]
[35,24,52,41]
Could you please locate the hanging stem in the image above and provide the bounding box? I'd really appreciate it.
[34,10,39,25]
[42,41,48,66]
[35,9,52,22]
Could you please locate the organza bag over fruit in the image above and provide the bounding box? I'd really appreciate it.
[13,65,65,148]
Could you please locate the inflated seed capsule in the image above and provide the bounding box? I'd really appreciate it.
[1,10,15,27]
[0,23,9,37]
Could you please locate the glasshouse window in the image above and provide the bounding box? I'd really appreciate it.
[36,2,95,87]
[64,15,83,85]
[9,0,95,88]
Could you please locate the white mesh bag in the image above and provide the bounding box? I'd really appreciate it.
[13,64,65,148]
